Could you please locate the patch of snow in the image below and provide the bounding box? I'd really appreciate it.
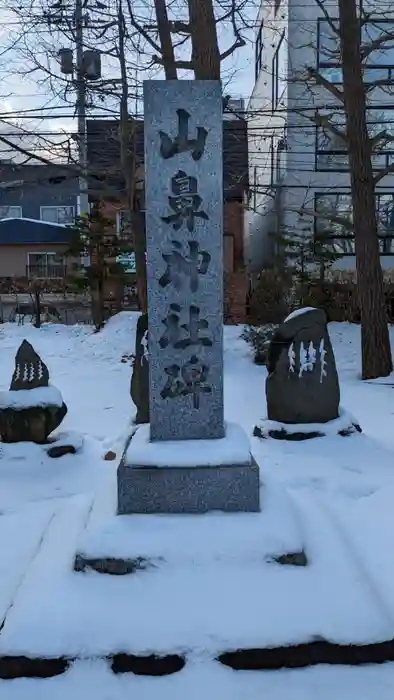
[4,658,394,700]
[3,658,394,700]
[327,490,394,623]
[78,475,302,562]
[0,437,110,511]
[0,504,55,625]
[284,307,317,323]
[125,422,252,467]
[256,407,359,438]
[0,385,63,409]
[0,477,392,658]
[0,217,67,228]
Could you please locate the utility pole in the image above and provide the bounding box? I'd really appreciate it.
[57,0,90,218]
[75,0,89,218]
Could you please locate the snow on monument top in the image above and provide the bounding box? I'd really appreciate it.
[10,340,50,391]
[284,307,318,323]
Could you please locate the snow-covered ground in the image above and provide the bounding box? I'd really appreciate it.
[1,313,394,698]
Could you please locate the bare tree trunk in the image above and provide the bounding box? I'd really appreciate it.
[118,0,147,312]
[187,0,221,79]
[132,208,147,312]
[91,282,105,331]
[154,0,177,79]
[338,0,392,379]
[33,290,41,329]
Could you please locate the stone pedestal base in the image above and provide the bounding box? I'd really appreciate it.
[116,422,260,515]
[117,458,260,514]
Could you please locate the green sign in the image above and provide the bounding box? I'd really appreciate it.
[116,252,136,273]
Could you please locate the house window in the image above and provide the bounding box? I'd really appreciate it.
[40,206,75,224]
[0,205,22,219]
[315,107,394,171]
[27,252,65,278]
[314,191,394,255]
[317,18,394,84]
[271,31,286,112]
[255,18,264,80]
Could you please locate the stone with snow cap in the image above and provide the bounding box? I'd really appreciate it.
[0,340,68,443]
[266,307,340,424]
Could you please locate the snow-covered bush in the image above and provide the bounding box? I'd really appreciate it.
[241,324,278,365]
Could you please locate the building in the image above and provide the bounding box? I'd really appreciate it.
[0,218,72,279]
[246,0,394,284]
[86,113,250,323]
[0,163,79,280]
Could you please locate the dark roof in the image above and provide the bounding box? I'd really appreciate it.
[86,118,248,199]
[0,163,79,189]
[0,218,71,245]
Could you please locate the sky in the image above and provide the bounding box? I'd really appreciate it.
[0,0,257,164]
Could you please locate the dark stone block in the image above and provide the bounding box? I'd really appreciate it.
[74,554,153,575]
[0,656,69,679]
[130,314,149,424]
[339,423,362,436]
[217,638,394,670]
[268,429,324,441]
[266,308,340,425]
[111,653,185,676]
[0,403,67,444]
[47,443,76,458]
[117,457,260,514]
[270,551,308,567]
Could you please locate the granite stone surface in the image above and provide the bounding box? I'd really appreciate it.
[144,80,224,441]
[117,458,260,514]
[266,307,340,424]
[130,313,149,424]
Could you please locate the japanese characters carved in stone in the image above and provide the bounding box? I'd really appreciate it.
[144,80,224,441]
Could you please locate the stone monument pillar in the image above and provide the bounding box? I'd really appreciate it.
[145,80,224,442]
[117,80,260,514]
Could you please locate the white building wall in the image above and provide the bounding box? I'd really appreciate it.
[246,0,288,278]
[245,0,394,278]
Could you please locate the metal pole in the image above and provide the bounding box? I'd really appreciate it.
[75,0,89,217]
